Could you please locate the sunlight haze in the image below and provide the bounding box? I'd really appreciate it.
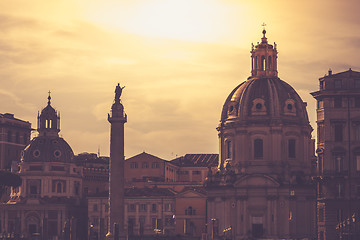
[1,0,360,159]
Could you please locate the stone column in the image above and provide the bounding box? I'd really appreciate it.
[107,84,127,240]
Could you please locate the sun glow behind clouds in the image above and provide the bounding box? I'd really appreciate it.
[82,0,251,43]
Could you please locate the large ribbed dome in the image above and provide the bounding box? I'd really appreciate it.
[21,136,74,163]
[21,93,74,163]
[220,77,309,124]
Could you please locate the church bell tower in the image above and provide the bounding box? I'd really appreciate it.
[107,83,127,240]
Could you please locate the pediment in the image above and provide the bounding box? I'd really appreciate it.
[176,189,206,198]
[234,174,280,188]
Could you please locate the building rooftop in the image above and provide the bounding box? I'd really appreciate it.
[126,152,167,162]
[0,113,31,125]
[170,154,218,167]
[88,187,176,198]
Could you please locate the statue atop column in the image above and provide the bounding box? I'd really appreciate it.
[115,83,125,102]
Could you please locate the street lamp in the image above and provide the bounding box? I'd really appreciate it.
[89,224,94,240]
[223,226,232,240]
[211,218,217,240]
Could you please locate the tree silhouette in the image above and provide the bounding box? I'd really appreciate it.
[0,171,22,198]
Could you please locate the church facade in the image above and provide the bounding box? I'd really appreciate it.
[0,95,87,239]
[205,30,316,239]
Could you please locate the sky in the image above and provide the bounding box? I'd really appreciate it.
[1,0,360,160]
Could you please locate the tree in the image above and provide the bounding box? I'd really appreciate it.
[0,171,22,199]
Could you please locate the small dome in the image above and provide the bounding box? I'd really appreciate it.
[21,136,74,163]
[220,77,309,124]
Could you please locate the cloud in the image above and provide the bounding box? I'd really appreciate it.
[0,14,40,32]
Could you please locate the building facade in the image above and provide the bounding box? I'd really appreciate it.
[0,113,31,170]
[206,30,316,239]
[311,69,360,240]
[88,187,176,240]
[75,152,109,196]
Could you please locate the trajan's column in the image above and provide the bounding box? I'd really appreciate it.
[107,83,127,240]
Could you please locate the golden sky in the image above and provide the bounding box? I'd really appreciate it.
[1,0,360,159]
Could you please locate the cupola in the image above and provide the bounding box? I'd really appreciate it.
[37,92,60,137]
[251,29,278,77]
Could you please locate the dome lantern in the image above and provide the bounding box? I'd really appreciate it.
[251,28,278,78]
[37,91,60,137]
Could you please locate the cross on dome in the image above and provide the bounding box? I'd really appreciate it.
[48,90,51,105]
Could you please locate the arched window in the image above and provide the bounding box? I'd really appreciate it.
[226,140,232,159]
[255,56,258,69]
[261,56,265,70]
[254,139,263,159]
[268,56,272,69]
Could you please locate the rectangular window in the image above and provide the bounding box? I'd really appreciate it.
[355,125,360,141]
[51,166,65,171]
[254,139,263,158]
[139,216,146,224]
[334,124,343,142]
[93,204,98,212]
[151,204,157,212]
[320,81,324,90]
[128,218,135,235]
[338,183,344,197]
[8,131,12,142]
[142,162,148,168]
[334,96,342,108]
[335,156,343,172]
[129,204,136,212]
[355,97,360,108]
[15,132,19,143]
[130,162,138,169]
[151,162,160,168]
[319,208,324,222]
[164,203,172,212]
[355,79,360,88]
[29,165,43,171]
[30,186,38,194]
[356,155,360,171]
[317,100,323,109]
[192,170,201,175]
[288,139,296,158]
[139,204,147,212]
[334,79,342,89]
